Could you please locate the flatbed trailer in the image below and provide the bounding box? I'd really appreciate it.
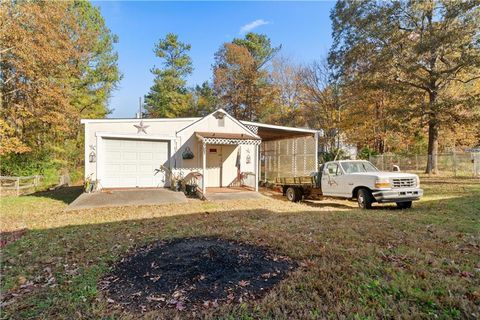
[275,175,323,202]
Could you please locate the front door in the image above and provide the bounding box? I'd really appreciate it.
[206,146,222,187]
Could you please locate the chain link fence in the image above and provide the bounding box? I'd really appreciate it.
[369,152,480,177]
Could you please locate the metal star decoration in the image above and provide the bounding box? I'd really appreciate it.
[134,120,149,134]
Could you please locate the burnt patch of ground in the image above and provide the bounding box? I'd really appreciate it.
[101,237,296,312]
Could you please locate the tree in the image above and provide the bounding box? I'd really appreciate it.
[189,82,217,117]
[0,0,120,177]
[71,0,121,119]
[144,33,193,118]
[268,56,303,126]
[298,60,343,150]
[329,0,480,173]
[232,33,281,68]
[213,33,280,121]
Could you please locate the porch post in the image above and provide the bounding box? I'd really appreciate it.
[202,141,207,195]
[254,143,259,192]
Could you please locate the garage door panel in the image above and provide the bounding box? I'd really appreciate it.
[105,140,122,149]
[105,151,121,161]
[138,164,154,173]
[102,138,169,188]
[122,164,137,172]
[138,152,153,160]
[104,164,121,174]
[123,152,137,161]
[122,140,137,148]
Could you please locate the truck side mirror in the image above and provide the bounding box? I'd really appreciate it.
[392,165,401,172]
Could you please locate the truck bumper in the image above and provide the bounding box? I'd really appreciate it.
[372,188,423,203]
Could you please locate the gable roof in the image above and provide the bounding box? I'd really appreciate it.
[176,108,261,139]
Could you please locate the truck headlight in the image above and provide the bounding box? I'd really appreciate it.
[375,179,391,189]
[415,176,420,187]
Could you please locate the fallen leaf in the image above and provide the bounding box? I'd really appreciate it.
[238,280,250,287]
[175,301,185,311]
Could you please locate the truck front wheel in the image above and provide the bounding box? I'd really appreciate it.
[286,187,300,202]
[396,201,412,209]
[357,189,373,209]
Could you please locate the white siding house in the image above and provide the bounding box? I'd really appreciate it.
[81,109,319,195]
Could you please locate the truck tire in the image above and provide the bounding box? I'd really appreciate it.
[295,187,303,201]
[286,187,300,202]
[357,188,373,209]
[396,201,412,209]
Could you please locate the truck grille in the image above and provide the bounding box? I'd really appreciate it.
[392,178,416,188]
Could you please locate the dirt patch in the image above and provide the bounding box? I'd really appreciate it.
[0,229,27,248]
[101,237,296,312]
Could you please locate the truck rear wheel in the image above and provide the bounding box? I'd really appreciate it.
[396,201,412,209]
[286,187,300,202]
[357,189,373,209]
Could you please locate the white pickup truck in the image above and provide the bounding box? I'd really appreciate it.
[277,160,423,209]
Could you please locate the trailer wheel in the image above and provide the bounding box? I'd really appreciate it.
[286,187,300,202]
[357,188,373,209]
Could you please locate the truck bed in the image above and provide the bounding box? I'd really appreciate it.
[274,175,323,198]
[274,176,315,186]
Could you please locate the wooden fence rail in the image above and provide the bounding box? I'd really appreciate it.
[0,175,42,196]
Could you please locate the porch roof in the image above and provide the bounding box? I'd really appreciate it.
[196,132,260,140]
[195,131,261,145]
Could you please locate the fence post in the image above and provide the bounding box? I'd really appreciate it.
[452,151,457,177]
[15,177,20,196]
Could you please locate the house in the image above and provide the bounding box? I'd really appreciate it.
[81,109,320,195]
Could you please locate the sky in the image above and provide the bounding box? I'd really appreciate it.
[92,1,336,118]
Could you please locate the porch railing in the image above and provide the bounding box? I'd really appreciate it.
[228,171,256,190]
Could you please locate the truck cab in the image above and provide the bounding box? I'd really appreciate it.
[320,160,423,209]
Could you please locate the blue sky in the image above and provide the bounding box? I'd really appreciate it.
[93,1,336,118]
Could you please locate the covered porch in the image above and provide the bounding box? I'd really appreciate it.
[196,132,261,195]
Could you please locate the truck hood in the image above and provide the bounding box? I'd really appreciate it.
[349,172,418,179]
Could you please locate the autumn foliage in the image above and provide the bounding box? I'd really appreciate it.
[0,0,120,177]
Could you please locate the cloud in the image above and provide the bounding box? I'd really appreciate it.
[239,19,270,34]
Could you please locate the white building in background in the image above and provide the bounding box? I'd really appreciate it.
[81,109,320,195]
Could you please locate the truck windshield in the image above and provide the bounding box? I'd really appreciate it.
[340,161,379,173]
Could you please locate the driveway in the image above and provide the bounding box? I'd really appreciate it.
[66,188,187,211]
[204,190,266,201]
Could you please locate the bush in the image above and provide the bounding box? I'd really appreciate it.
[0,152,61,187]
[319,148,349,163]
[358,147,378,160]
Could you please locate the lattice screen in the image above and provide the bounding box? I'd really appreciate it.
[261,136,316,181]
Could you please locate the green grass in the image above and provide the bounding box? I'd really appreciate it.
[1,178,479,319]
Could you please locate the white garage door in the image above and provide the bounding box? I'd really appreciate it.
[102,138,169,188]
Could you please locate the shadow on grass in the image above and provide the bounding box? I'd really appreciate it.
[1,191,479,319]
[29,186,84,204]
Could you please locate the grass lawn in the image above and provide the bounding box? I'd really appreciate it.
[1,178,479,319]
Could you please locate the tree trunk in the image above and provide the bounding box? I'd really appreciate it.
[425,85,439,174]
[426,119,439,174]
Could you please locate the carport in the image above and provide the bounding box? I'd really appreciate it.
[242,121,320,182]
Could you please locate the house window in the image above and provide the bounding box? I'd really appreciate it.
[218,117,225,127]
[209,148,217,153]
